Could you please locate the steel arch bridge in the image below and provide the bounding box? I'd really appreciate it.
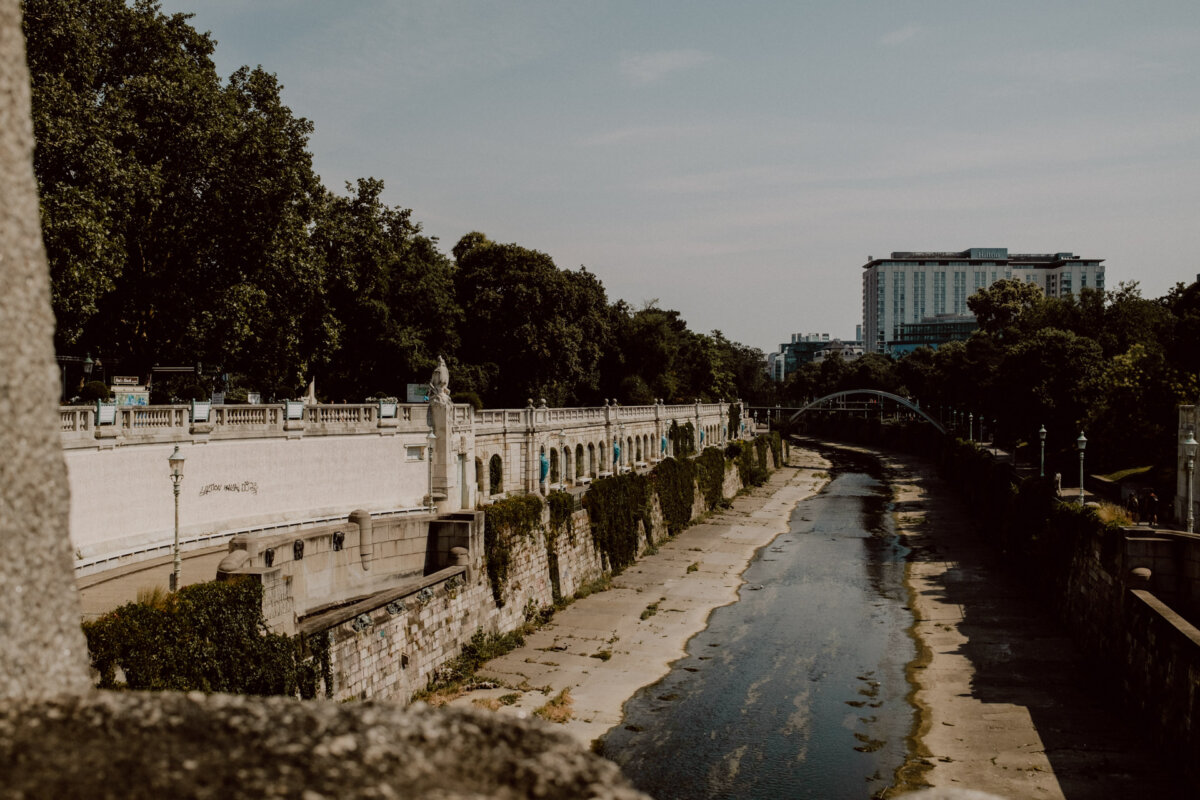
[781,390,947,435]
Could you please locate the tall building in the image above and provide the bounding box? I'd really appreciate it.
[861,248,1105,354]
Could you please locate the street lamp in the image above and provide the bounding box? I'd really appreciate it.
[1076,432,1087,504]
[168,446,186,592]
[1184,431,1198,533]
[1039,425,1047,478]
[969,412,974,442]
[426,431,436,510]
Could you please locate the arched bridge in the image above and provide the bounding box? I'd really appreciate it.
[786,390,946,434]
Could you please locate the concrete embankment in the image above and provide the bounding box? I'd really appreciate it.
[446,449,832,747]
[876,447,1190,799]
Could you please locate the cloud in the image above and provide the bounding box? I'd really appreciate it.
[880,25,921,46]
[619,49,712,85]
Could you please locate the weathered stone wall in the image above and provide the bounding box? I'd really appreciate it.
[1058,525,1200,781]
[319,449,769,704]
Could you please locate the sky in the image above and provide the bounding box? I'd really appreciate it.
[156,0,1200,354]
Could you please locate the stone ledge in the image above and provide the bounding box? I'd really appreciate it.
[0,692,650,800]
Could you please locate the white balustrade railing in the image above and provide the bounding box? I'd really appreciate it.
[61,399,735,449]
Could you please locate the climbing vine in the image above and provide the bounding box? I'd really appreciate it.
[668,420,696,458]
[651,457,698,534]
[583,471,652,573]
[482,494,544,606]
[81,577,310,696]
[695,447,727,509]
[546,490,576,603]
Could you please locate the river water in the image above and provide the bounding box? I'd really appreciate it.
[601,452,916,800]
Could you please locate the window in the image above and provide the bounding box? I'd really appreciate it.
[406,446,425,461]
[934,272,946,315]
[953,272,967,314]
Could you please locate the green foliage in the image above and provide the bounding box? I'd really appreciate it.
[80,578,318,696]
[669,420,696,458]
[727,439,769,487]
[425,627,527,690]
[582,471,652,573]
[482,494,544,607]
[651,457,698,534]
[78,380,110,402]
[546,490,576,603]
[727,404,741,441]
[695,447,728,509]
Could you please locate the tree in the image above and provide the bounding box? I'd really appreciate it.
[25,0,326,397]
[968,278,1046,337]
[310,178,458,399]
[454,236,610,406]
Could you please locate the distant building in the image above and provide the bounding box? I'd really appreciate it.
[769,333,831,381]
[812,339,864,364]
[861,248,1105,354]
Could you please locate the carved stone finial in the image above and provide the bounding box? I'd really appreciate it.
[538,398,547,409]
[429,356,451,406]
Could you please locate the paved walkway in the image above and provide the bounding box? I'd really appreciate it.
[880,449,1191,799]
[76,546,229,621]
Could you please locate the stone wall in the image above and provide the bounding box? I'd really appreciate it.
[314,448,767,704]
[1058,524,1200,781]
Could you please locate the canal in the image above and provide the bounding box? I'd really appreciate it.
[600,450,916,799]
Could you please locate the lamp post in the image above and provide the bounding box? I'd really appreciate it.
[969,412,974,442]
[1076,432,1087,504]
[426,431,436,510]
[1184,432,1198,533]
[168,446,186,592]
[1039,425,1047,478]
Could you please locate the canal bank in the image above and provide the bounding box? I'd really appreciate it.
[443,449,833,747]
[867,444,1190,799]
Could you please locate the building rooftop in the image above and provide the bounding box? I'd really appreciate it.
[863,249,1103,268]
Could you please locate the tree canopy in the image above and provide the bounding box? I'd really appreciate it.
[25,0,774,407]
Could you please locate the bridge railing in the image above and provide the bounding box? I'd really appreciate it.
[60,401,431,448]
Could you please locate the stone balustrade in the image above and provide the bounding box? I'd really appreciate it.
[60,401,428,449]
[61,394,742,575]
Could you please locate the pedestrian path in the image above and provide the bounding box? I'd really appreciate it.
[76,546,229,621]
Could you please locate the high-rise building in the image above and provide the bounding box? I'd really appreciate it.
[861,248,1105,354]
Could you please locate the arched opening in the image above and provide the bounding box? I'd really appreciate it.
[489,454,502,496]
[563,446,572,486]
[575,444,585,478]
[550,448,560,485]
[588,443,596,477]
[475,457,485,497]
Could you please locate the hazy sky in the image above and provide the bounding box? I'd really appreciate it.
[156,0,1200,353]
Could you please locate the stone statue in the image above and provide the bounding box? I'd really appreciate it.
[429,356,451,406]
[303,378,317,405]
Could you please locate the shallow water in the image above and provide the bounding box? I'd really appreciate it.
[601,458,915,799]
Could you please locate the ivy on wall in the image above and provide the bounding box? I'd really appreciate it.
[583,471,652,572]
[652,456,699,534]
[482,494,545,606]
[81,578,317,696]
[546,490,576,603]
[695,448,727,510]
[669,420,696,458]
